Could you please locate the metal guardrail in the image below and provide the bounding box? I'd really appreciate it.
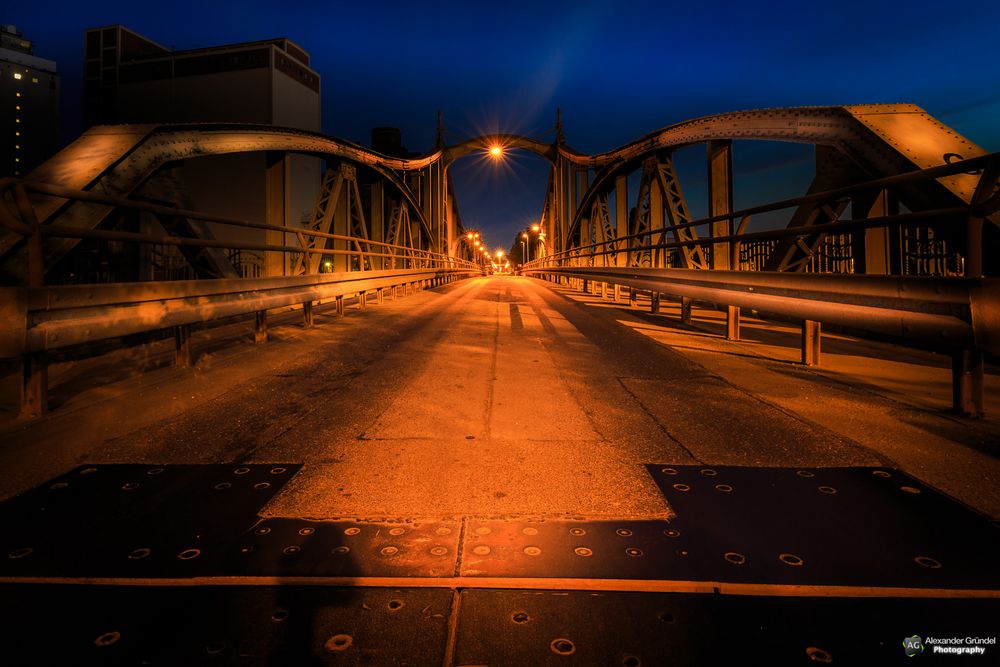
[521,266,998,356]
[0,178,484,419]
[523,265,998,418]
[0,267,478,358]
[3,267,479,419]
[522,153,1000,417]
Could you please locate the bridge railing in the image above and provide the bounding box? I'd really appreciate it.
[522,153,1000,417]
[0,178,481,282]
[0,178,483,418]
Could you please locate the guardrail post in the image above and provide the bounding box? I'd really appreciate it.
[952,349,985,417]
[303,301,314,328]
[582,279,589,293]
[629,287,637,308]
[801,320,821,366]
[336,295,345,316]
[255,311,268,343]
[358,292,367,310]
[376,288,384,304]
[19,352,47,419]
[680,297,692,324]
[174,325,192,367]
[614,284,622,302]
[651,293,661,313]
[726,306,741,341]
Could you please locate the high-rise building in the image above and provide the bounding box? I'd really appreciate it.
[79,25,321,278]
[0,24,59,177]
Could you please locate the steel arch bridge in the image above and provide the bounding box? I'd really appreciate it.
[1,103,996,285]
[1,103,998,417]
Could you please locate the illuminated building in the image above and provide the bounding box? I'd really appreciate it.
[0,24,59,177]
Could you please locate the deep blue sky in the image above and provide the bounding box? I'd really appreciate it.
[7,0,1000,249]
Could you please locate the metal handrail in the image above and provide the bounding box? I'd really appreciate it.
[525,152,999,270]
[0,179,481,277]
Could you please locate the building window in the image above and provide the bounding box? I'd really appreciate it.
[13,72,22,80]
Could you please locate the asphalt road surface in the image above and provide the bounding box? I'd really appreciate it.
[1,275,997,520]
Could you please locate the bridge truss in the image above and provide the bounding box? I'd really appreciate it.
[0,105,998,417]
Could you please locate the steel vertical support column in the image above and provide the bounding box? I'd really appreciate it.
[801,320,821,366]
[965,159,999,279]
[13,186,48,419]
[265,152,290,277]
[952,350,985,417]
[12,185,44,288]
[255,311,268,344]
[370,181,385,269]
[334,174,351,272]
[850,189,892,275]
[648,167,665,267]
[419,167,434,255]
[615,174,628,269]
[707,141,733,271]
[174,325,192,367]
[709,142,739,339]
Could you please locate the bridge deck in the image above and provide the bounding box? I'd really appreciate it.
[0,276,997,664]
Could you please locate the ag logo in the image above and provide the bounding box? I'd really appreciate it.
[903,635,924,657]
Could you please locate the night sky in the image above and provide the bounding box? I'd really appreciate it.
[7,0,1000,249]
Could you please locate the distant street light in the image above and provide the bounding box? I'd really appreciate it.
[521,232,528,266]
[489,144,503,159]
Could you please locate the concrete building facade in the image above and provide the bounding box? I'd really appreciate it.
[81,25,321,279]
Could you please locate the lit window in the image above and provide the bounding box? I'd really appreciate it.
[15,131,20,136]
[13,72,22,80]
[15,105,20,110]
[15,118,20,123]
[14,158,19,162]
[14,145,19,149]
[15,92,21,97]
[31,78,38,83]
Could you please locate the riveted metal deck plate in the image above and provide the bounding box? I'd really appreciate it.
[645,465,1000,589]
[233,518,461,577]
[452,588,999,666]
[0,583,454,665]
[459,518,696,580]
[0,464,300,577]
